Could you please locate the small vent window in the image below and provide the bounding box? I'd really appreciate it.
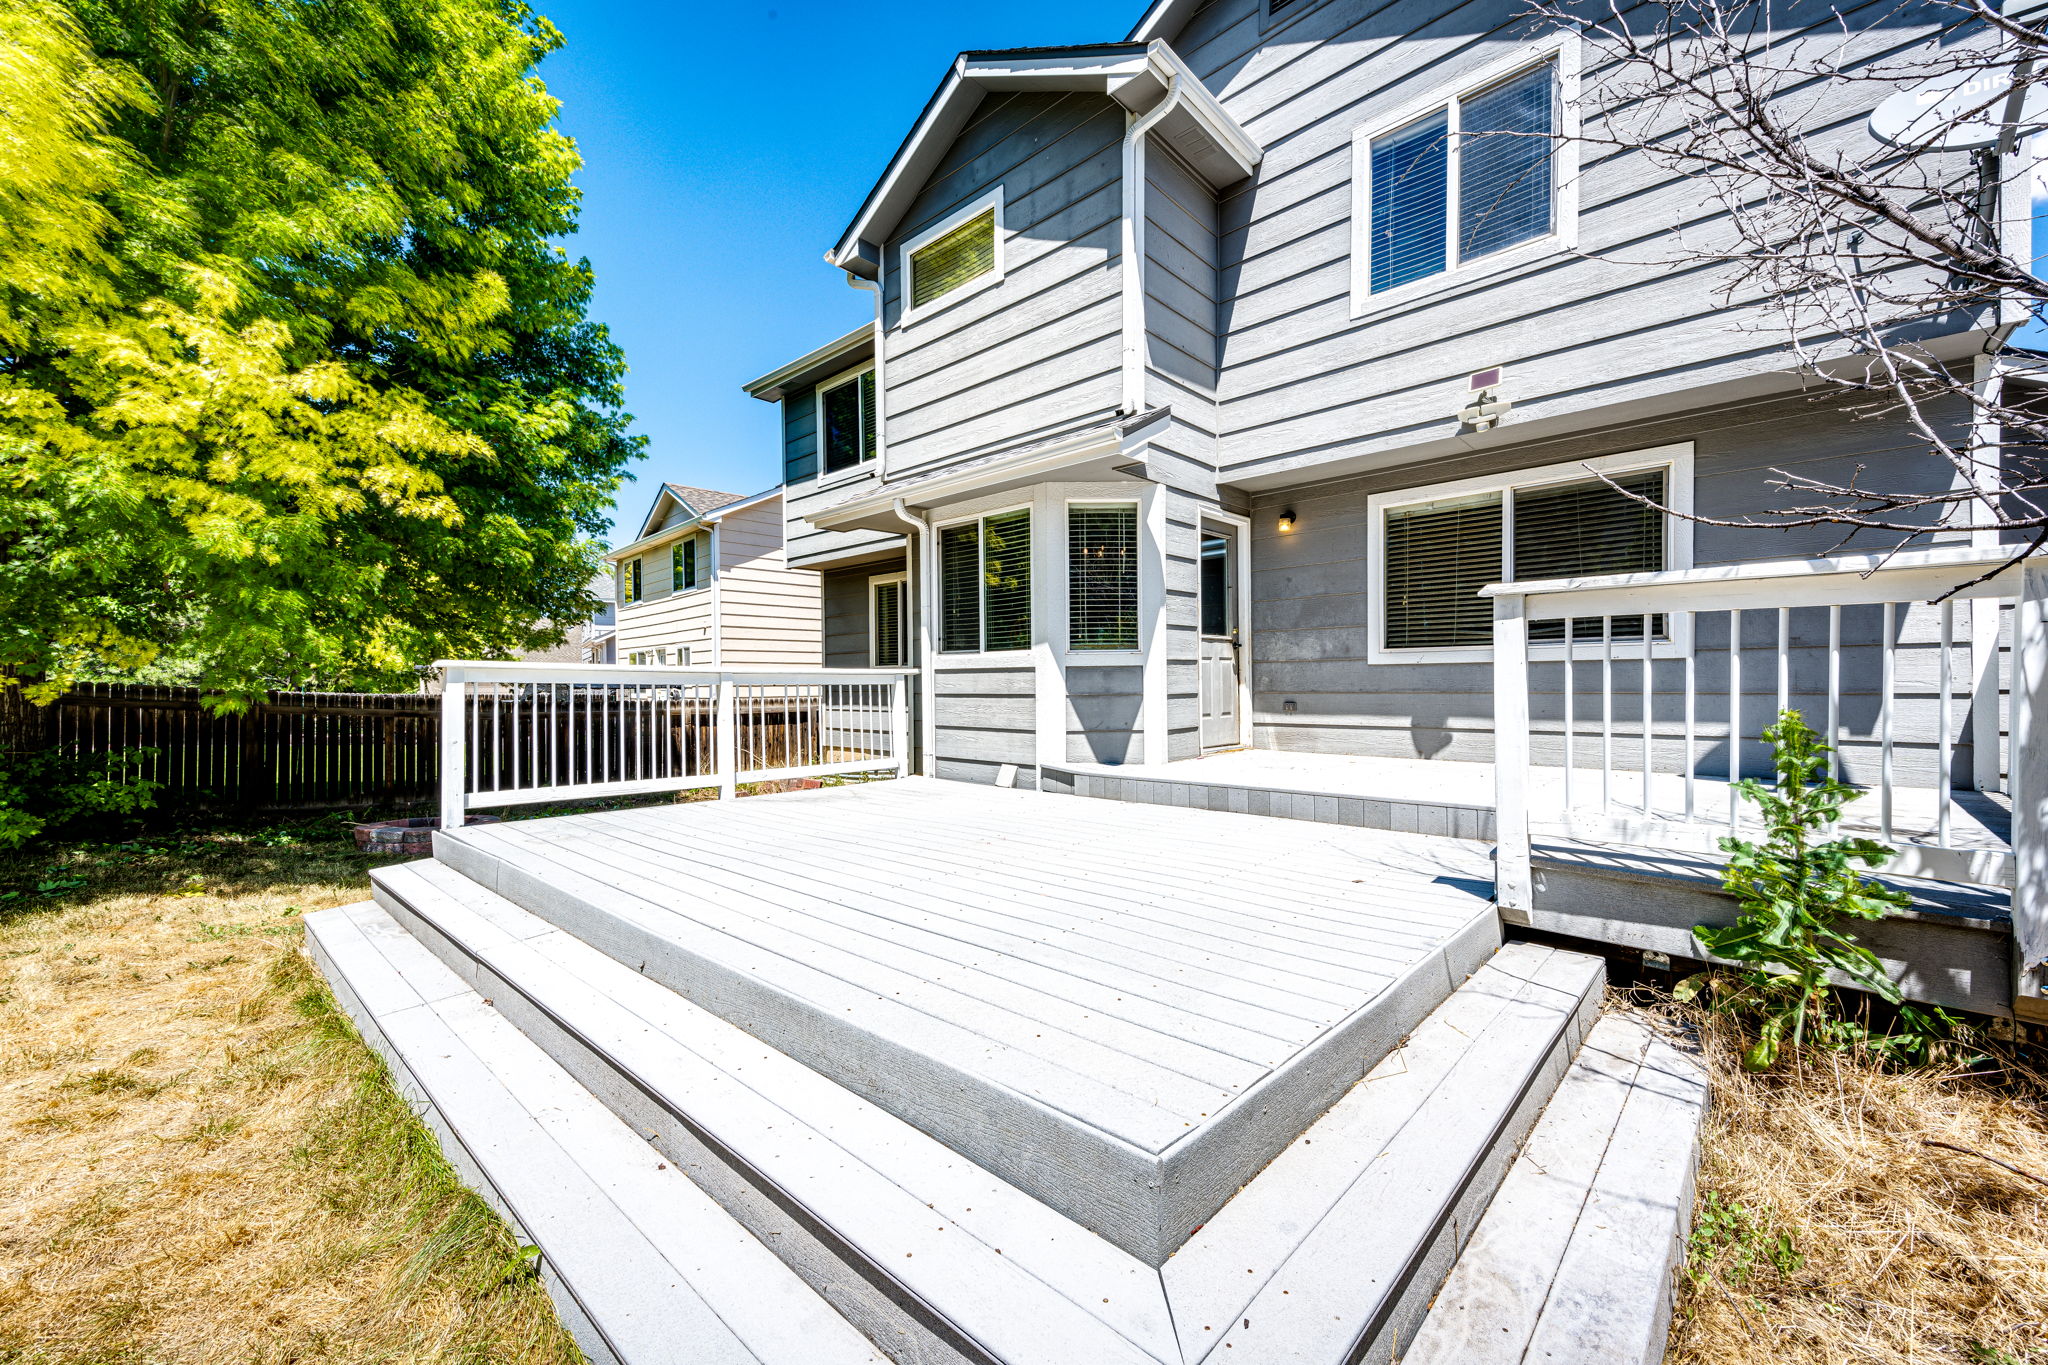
[939,508,1032,653]
[910,208,997,310]
[821,368,876,473]
[1068,505,1139,651]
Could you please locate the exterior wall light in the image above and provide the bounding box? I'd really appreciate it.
[1278,508,1297,532]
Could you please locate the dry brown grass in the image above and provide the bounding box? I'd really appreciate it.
[0,820,582,1365]
[1668,1007,2048,1365]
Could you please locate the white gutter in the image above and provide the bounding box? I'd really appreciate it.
[1120,71,1181,414]
[890,497,938,777]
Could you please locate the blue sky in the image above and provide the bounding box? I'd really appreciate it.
[535,0,1136,542]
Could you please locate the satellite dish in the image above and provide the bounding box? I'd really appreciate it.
[1870,67,2048,149]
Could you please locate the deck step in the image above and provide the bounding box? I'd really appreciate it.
[1166,940,1607,1364]
[368,857,1179,1365]
[1404,1013,1709,1364]
[303,900,887,1365]
[426,781,1502,1266]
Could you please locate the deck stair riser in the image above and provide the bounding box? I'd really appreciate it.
[304,901,888,1365]
[425,782,1502,1266]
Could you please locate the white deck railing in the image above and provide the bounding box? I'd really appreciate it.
[436,662,912,829]
[1487,545,2047,1013]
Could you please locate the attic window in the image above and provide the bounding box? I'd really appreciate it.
[905,192,1002,315]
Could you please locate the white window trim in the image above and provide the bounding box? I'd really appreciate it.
[1060,497,1145,662]
[934,500,1035,663]
[1365,443,1695,666]
[811,359,879,490]
[898,187,1006,326]
[869,571,909,668]
[671,535,707,595]
[1349,34,1580,320]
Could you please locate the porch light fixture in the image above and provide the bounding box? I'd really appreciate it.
[1278,508,1297,532]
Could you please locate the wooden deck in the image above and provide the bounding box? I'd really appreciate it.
[432,777,1501,1264]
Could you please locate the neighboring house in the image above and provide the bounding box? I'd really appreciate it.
[604,483,821,667]
[753,8,2025,791]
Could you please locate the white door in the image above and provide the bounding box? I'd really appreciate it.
[1199,529,1242,750]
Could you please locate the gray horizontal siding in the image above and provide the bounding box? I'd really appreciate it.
[881,91,1127,474]
[1245,389,1980,784]
[1141,0,1975,483]
[933,665,1037,770]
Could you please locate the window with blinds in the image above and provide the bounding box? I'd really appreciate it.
[672,537,698,591]
[1362,58,1557,297]
[1384,494,1502,651]
[1516,470,1666,642]
[1379,467,1670,652]
[910,208,997,310]
[871,579,906,667]
[939,509,1032,652]
[1069,505,1138,651]
[821,368,876,473]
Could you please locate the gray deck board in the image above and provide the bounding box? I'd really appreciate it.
[439,778,1499,1264]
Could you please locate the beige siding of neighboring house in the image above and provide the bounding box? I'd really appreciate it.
[608,493,821,667]
[716,498,822,667]
[613,530,716,664]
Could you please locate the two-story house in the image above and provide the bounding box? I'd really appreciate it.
[754,1,2019,801]
[605,482,823,667]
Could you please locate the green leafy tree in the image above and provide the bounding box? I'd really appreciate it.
[1678,710,1955,1069]
[0,0,639,705]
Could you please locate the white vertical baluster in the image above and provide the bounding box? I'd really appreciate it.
[1601,616,1614,814]
[1940,600,1955,848]
[1492,591,1534,910]
[1776,605,1790,727]
[1881,601,1896,843]
[1729,609,1743,834]
[1683,612,1697,820]
[1640,633,1654,816]
[1563,617,1576,812]
[717,677,737,797]
[1827,606,1841,781]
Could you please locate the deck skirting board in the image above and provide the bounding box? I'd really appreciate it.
[1041,765,1498,841]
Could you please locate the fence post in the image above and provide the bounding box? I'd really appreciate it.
[715,675,738,800]
[891,675,912,779]
[1493,591,1534,912]
[2013,562,2048,1022]
[439,667,467,833]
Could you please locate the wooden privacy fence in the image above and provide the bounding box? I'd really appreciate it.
[1,682,441,812]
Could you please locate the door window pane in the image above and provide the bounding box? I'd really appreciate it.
[1199,533,1233,637]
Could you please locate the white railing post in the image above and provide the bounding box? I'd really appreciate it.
[2013,561,2048,1020]
[438,664,467,833]
[891,675,912,778]
[1493,591,1534,911]
[715,674,738,800]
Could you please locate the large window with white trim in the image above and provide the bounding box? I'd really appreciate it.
[939,508,1031,653]
[1369,449,1689,661]
[1354,49,1571,305]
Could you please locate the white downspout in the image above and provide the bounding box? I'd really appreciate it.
[891,497,937,777]
[848,272,886,476]
[706,519,724,666]
[1120,72,1181,415]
